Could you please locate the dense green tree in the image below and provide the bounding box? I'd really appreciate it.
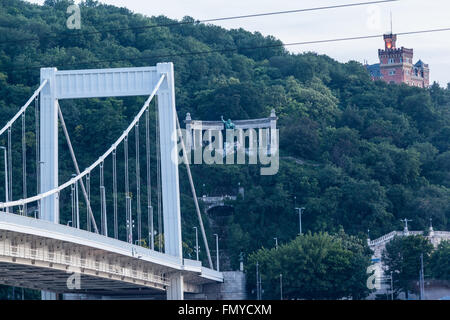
[382,235,433,299]
[429,241,450,280]
[246,232,372,300]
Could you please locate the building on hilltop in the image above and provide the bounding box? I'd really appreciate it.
[366,33,430,88]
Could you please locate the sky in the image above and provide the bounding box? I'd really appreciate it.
[26,0,450,85]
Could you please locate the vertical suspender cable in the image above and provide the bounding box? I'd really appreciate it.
[7,127,12,210]
[70,173,78,227]
[100,162,104,233]
[124,136,132,244]
[135,122,142,243]
[101,186,107,236]
[112,149,118,239]
[145,108,154,250]
[35,96,40,218]
[71,179,75,226]
[100,161,107,236]
[75,175,79,228]
[155,97,163,252]
[86,173,91,232]
[21,112,27,216]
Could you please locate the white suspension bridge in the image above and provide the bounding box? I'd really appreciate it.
[0,63,223,300]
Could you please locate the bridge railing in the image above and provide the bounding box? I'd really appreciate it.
[433,231,450,238]
[199,195,237,203]
[370,230,450,248]
[369,231,399,247]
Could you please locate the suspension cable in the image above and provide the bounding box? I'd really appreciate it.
[21,112,27,216]
[57,103,99,233]
[176,115,214,269]
[135,122,142,243]
[0,80,48,137]
[145,107,154,250]
[112,149,118,239]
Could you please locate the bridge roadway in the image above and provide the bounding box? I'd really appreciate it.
[0,212,223,298]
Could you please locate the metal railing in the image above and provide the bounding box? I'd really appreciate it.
[369,231,399,246]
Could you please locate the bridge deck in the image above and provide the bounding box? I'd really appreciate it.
[0,213,222,296]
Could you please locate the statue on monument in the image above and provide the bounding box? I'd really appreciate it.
[221,115,236,129]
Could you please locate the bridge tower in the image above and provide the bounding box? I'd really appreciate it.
[39,63,184,299]
[40,68,59,224]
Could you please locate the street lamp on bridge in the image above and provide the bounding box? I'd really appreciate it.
[214,233,220,272]
[193,226,199,261]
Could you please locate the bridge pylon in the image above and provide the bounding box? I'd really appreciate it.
[37,63,184,300]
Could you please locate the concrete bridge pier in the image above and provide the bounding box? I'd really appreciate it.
[167,273,184,300]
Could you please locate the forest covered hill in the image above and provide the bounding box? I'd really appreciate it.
[0,0,449,274]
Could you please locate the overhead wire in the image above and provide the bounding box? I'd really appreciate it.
[3,27,450,74]
[0,1,399,45]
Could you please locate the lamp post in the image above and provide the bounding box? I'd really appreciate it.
[214,233,220,271]
[419,253,425,300]
[274,237,278,250]
[0,146,9,213]
[280,274,283,300]
[193,226,199,261]
[390,271,394,300]
[256,261,260,300]
[295,207,306,235]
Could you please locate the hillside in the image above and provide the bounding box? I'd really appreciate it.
[0,0,449,274]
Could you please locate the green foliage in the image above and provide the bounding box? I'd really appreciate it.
[429,240,450,280]
[0,285,40,300]
[382,235,434,298]
[246,231,372,300]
